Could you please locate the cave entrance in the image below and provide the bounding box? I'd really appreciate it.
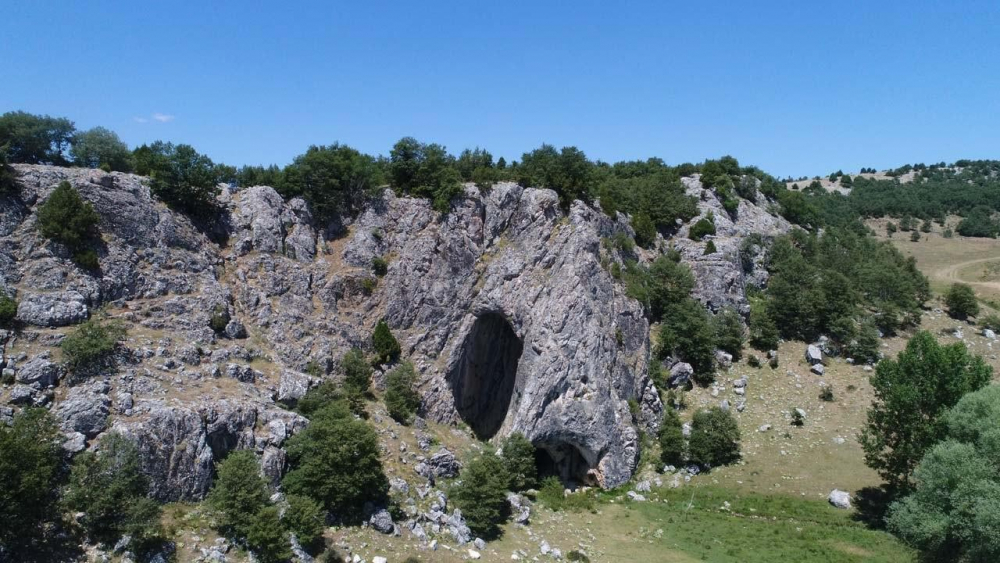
[450,312,523,440]
[534,442,597,488]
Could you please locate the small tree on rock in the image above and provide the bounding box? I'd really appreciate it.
[372,319,401,365]
[37,181,101,268]
[384,361,421,424]
[450,454,510,540]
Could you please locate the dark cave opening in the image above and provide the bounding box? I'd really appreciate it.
[449,312,523,440]
[534,441,597,488]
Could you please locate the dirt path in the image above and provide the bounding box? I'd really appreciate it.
[935,256,1000,291]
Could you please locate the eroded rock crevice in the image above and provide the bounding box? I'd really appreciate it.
[535,441,598,487]
[449,312,523,439]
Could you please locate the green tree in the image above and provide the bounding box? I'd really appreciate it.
[64,434,162,549]
[886,222,897,237]
[341,347,372,397]
[624,255,695,322]
[0,292,17,328]
[886,385,1000,561]
[688,407,741,468]
[688,216,716,241]
[207,450,270,541]
[712,307,745,361]
[384,361,421,424]
[518,144,595,210]
[658,407,685,466]
[36,180,102,267]
[61,317,127,372]
[658,298,716,383]
[910,230,920,242]
[282,405,389,518]
[389,137,462,213]
[920,219,932,233]
[631,212,656,249]
[747,297,779,351]
[0,408,65,551]
[860,331,992,491]
[283,494,325,553]
[450,454,510,540]
[846,319,881,364]
[246,505,292,563]
[71,126,133,171]
[0,144,17,194]
[499,433,537,492]
[945,283,979,320]
[0,110,75,165]
[133,141,220,217]
[280,144,383,221]
[372,319,401,365]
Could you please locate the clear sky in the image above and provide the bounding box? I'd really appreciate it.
[3,1,998,178]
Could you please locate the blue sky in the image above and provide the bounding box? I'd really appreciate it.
[3,1,998,178]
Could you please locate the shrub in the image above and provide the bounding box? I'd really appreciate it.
[658,407,685,466]
[886,222,897,237]
[132,141,220,217]
[499,433,537,492]
[747,355,761,368]
[246,505,291,563]
[361,277,377,295]
[748,297,779,351]
[0,408,65,551]
[280,144,383,221]
[283,494,325,553]
[450,454,510,540]
[371,256,388,277]
[207,450,270,541]
[631,212,656,249]
[945,283,979,319]
[389,137,463,213]
[790,408,805,426]
[624,255,696,322]
[384,361,421,424]
[886,386,1000,561]
[703,240,717,254]
[0,144,18,194]
[861,331,992,491]
[209,304,230,333]
[64,433,162,549]
[979,313,1000,331]
[536,475,595,512]
[712,307,745,361]
[920,220,932,233]
[819,386,834,402]
[372,319,401,365]
[0,293,16,328]
[689,216,716,241]
[847,320,881,364]
[61,317,127,371]
[518,144,595,210]
[658,298,716,384]
[567,551,591,562]
[687,407,741,469]
[909,230,920,242]
[282,405,389,518]
[942,228,953,238]
[36,180,102,267]
[341,347,371,398]
[71,126,133,172]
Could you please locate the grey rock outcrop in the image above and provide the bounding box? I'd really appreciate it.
[17,290,89,326]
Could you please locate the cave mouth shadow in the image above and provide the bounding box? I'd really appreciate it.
[534,441,599,488]
[449,312,523,440]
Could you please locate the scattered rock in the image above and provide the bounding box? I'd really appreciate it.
[806,344,823,365]
[828,489,852,509]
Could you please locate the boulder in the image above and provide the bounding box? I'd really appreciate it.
[810,364,825,376]
[54,383,111,437]
[15,356,63,388]
[416,448,461,479]
[805,344,823,365]
[828,489,852,509]
[16,291,88,327]
[668,362,694,388]
[369,508,395,535]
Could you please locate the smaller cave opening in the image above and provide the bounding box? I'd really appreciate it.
[534,441,598,488]
[449,312,523,440]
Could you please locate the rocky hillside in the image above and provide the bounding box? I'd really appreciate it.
[0,164,789,500]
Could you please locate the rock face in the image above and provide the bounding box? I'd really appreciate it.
[0,165,787,496]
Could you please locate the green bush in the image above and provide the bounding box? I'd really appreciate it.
[0,144,17,194]
[283,494,326,553]
[389,137,463,213]
[71,126,133,172]
[886,222,897,237]
[280,143,383,221]
[64,433,162,549]
[658,407,685,466]
[341,347,372,397]
[712,307,745,361]
[132,141,220,218]
[0,293,16,328]
[209,304,230,333]
[0,408,65,551]
[886,386,1000,561]
[499,433,538,492]
[37,180,102,267]
[282,405,389,519]
[688,407,741,469]
[371,256,388,277]
[518,144,595,210]
[979,313,1000,331]
[631,212,656,249]
[688,216,716,241]
[846,320,881,364]
[384,361,421,424]
[819,386,834,402]
[658,298,716,384]
[909,230,920,242]
[747,354,761,368]
[703,240,717,254]
[748,297,779,351]
[207,450,270,541]
[861,331,992,491]
[450,454,510,540]
[536,475,596,512]
[246,505,291,563]
[624,256,696,323]
[61,317,127,371]
[790,407,805,426]
[945,283,979,320]
[372,319,401,365]
[942,228,953,238]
